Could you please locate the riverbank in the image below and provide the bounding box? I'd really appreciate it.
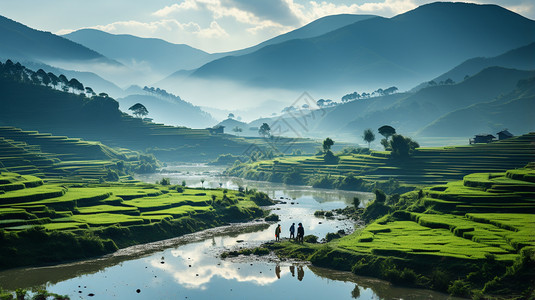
[232,165,535,299]
[0,171,272,269]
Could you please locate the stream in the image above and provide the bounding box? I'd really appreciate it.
[0,164,460,299]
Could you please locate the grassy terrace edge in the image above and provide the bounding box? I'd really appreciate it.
[225,133,535,194]
[0,171,273,269]
[241,165,535,299]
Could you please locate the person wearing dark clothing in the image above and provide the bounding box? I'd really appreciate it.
[297,223,304,242]
[275,224,281,241]
[289,223,295,239]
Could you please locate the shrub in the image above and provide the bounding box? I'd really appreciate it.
[323,150,339,164]
[448,280,471,297]
[160,178,171,185]
[325,232,341,242]
[303,235,318,243]
[314,210,325,217]
[374,189,387,203]
[253,247,270,256]
[265,214,280,221]
[325,211,334,218]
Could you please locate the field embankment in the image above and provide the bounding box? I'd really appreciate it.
[262,165,535,298]
[227,133,535,192]
[0,171,271,269]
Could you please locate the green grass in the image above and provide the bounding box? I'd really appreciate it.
[0,171,267,269]
[227,133,535,190]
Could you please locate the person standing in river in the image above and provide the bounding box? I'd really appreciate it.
[289,223,295,240]
[275,224,282,241]
[297,223,304,243]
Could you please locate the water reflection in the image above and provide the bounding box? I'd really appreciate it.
[0,164,458,299]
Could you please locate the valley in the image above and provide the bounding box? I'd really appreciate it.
[0,1,534,299]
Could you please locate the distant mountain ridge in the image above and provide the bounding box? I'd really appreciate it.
[190,2,535,92]
[0,15,118,65]
[64,29,212,77]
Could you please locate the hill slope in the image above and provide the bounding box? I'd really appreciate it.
[191,2,535,92]
[342,67,535,136]
[117,93,216,129]
[64,29,211,77]
[0,15,118,66]
[418,77,535,136]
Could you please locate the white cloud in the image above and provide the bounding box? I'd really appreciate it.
[86,19,228,39]
[284,0,420,24]
[152,0,199,17]
[198,20,229,38]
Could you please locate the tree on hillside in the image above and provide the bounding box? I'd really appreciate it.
[47,72,58,88]
[378,125,396,140]
[36,69,50,87]
[383,86,398,95]
[389,134,420,159]
[58,74,68,90]
[232,126,242,136]
[323,137,334,153]
[85,87,96,97]
[259,123,271,137]
[129,103,149,118]
[228,113,235,119]
[68,78,84,94]
[362,129,375,149]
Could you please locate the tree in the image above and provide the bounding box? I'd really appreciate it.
[378,125,396,140]
[47,72,58,88]
[259,123,271,137]
[58,74,68,90]
[383,86,398,95]
[389,134,420,159]
[322,137,334,153]
[232,126,242,136]
[129,103,149,118]
[362,129,375,149]
[85,87,96,97]
[68,78,84,93]
[228,113,235,119]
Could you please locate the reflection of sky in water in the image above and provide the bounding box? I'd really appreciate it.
[39,164,454,299]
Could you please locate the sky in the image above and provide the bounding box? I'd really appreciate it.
[1,0,533,53]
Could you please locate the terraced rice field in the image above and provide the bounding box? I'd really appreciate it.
[0,172,259,232]
[232,133,535,186]
[337,166,535,264]
[0,127,149,182]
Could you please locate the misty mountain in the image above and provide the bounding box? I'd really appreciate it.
[117,90,216,129]
[221,14,376,58]
[413,42,535,91]
[161,14,376,87]
[342,67,535,136]
[418,77,535,137]
[190,2,535,92]
[21,61,124,97]
[64,29,212,78]
[0,15,119,66]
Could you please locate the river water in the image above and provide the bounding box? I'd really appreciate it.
[0,164,459,299]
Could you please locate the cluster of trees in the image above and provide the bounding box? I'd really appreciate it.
[341,86,399,103]
[360,126,419,158]
[427,78,456,87]
[143,86,183,102]
[0,59,105,98]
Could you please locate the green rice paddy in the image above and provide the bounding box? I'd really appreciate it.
[227,133,535,189]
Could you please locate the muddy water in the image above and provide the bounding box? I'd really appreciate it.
[0,164,459,299]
